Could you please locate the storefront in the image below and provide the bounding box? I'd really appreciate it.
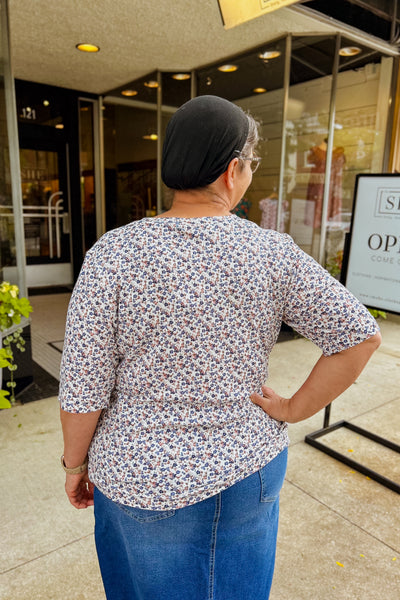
[103,32,397,274]
[1,5,399,296]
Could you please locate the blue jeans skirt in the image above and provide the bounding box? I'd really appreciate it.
[94,447,288,600]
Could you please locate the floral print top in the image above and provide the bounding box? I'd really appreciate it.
[59,216,378,510]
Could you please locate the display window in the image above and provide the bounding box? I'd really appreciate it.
[197,34,393,272]
[101,34,394,273]
[103,71,191,229]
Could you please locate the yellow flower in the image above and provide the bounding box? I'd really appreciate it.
[9,285,19,298]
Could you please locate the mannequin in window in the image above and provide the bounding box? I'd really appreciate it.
[306,140,345,228]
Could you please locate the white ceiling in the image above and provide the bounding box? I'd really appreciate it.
[8,0,335,94]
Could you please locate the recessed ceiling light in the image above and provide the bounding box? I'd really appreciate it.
[258,50,281,60]
[218,64,238,73]
[339,46,362,57]
[43,100,50,107]
[172,73,191,81]
[253,87,267,93]
[76,43,100,53]
[144,81,159,88]
[55,123,64,129]
[143,134,158,140]
[121,89,138,97]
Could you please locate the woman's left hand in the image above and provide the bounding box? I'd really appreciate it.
[250,385,291,423]
[65,471,95,509]
[251,333,381,424]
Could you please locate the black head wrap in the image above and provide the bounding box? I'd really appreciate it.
[162,95,249,190]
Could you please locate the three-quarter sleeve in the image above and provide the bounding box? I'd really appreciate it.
[59,246,120,413]
[282,236,379,356]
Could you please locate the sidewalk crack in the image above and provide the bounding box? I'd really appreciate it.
[284,479,400,555]
[0,533,94,575]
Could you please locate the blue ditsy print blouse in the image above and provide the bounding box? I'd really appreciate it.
[59,216,378,509]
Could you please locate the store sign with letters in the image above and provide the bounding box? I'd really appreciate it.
[344,174,400,314]
[217,0,301,29]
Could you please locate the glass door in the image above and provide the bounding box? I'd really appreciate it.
[19,145,73,287]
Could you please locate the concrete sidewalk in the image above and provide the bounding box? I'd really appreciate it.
[0,318,399,599]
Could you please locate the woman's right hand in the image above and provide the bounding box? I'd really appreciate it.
[65,471,95,509]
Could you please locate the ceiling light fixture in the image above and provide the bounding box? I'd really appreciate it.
[172,73,191,81]
[258,50,281,60]
[339,46,362,57]
[143,134,158,140]
[218,64,238,72]
[144,80,159,88]
[55,123,64,129]
[121,89,138,97]
[253,87,267,93]
[76,43,100,53]
[43,100,50,107]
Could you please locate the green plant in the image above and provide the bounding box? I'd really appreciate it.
[325,250,343,279]
[368,309,387,320]
[0,281,33,407]
[0,342,12,408]
[0,389,11,408]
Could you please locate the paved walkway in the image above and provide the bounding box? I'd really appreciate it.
[0,317,399,599]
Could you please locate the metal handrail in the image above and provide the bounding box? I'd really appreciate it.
[55,198,63,258]
[0,190,64,259]
[48,191,63,259]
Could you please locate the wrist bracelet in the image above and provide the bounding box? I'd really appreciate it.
[60,454,88,474]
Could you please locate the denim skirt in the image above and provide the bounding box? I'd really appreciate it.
[94,447,288,600]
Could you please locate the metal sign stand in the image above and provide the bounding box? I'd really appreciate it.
[305,406,400,494]
[305,175,400,494]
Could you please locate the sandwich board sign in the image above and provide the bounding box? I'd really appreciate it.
[343,174,400,315]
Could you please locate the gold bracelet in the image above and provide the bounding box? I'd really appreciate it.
[60,454,88,474]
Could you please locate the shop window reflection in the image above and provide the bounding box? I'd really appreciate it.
[104,70,192,225]
[325,41,392,272]
[197,42,285,102]
[79,100,97,253]
[197,38,286,228]
[282,36,337,260]
[105,71,159,107]
[196,34,392,272]
[103,103,158,229]
[103,75,159,228]
[162,72,191,109]
[160,72,191,212]
[101,38,393,260]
